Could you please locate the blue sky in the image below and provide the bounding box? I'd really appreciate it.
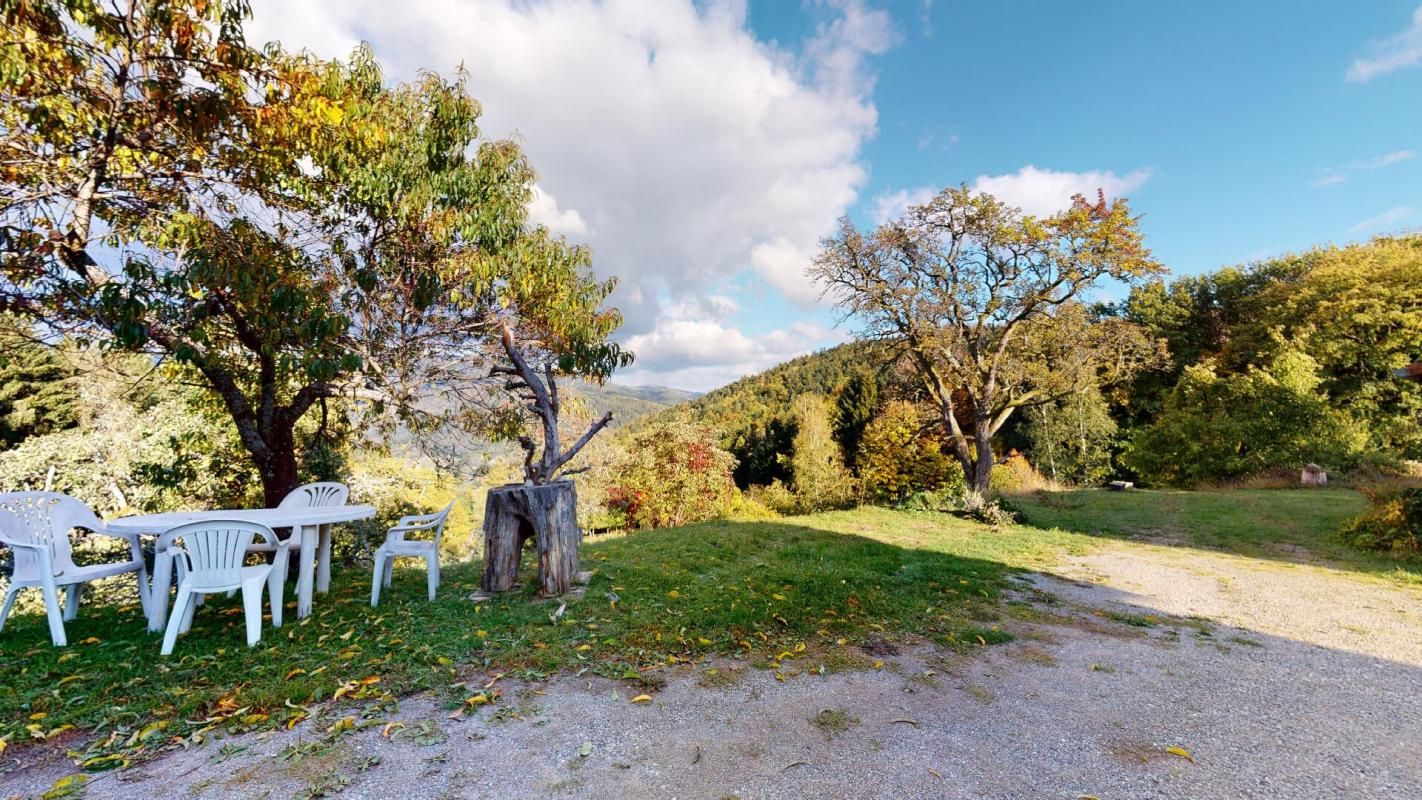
[249,1,1422,390]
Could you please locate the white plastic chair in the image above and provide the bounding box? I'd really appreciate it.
[0,492,151,647]
[239,482,349,607]
[279,482,350,510]
[157,519,288,656]
[370,500,454,607]
[248,482,350,557]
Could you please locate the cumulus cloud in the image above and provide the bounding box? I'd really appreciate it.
[872,165,1151,226]
[1349,206,1414,234]
[1347,5,1422,82]
[619,317,844,391]
[246,0,889,339]
[971,165,1152,217]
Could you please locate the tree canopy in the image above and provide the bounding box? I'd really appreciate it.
[1,0,627,502]
[812,185,1164,494]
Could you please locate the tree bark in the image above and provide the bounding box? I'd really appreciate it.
[481,481,581,598]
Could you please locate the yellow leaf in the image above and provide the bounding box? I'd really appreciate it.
[339,629,354,641]
[437,656,453,665]
[28,712,46,721]
[576,644,592,651]
[80,636,100,645]
[285,668,307,680]
[696,637,713,646]
[772,594,785,601]
[666,590,680,599]
[793,643,806,653]
[1164,746,1194,763]
[630,694,652,704]
[381,722,405,738]
[475,629,487,638]
[872,660,884,670]
[466,694,490,705]
[359,675,382,685]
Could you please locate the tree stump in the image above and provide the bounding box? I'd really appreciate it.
[481,481,581,598]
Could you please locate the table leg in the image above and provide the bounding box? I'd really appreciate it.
[149,551,172,633]
[316,523,332,594]
[296,524,317,618]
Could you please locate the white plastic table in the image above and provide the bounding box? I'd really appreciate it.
[109,505,376,631]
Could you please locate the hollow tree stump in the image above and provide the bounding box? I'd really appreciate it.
[481,481,580,598]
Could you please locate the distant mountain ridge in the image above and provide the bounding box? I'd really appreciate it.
[570,381,701,426]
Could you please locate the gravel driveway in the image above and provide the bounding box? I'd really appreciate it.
[6,540,1421,800]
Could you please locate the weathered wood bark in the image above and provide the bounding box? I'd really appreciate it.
[481,481,581,598]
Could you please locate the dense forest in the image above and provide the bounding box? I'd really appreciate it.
[630,234,1421,506]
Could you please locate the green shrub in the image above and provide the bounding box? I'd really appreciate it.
[1342,487,1422,556]
[1124,348,1367,486]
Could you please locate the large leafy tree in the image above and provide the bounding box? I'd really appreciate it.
[1,1,626,504]
[812,186,1164,495]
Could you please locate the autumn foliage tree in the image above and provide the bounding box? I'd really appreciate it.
[812,185,1164,495]
[1,1,626,504]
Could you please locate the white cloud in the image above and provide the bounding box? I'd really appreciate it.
[619,316,844,391]
[1312,149,1416,187]
[527,186,588,236]
[971,165,1152,217]
[246,0,890,337]
[1349,206,1414,234]
[873,166,1152,226]
[871,186,935,223]
[1347,6,1422,82]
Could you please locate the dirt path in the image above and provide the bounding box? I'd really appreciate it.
[6,540,1421,800]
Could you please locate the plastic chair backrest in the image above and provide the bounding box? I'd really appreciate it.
[0,492,101,580]
[398,500,455,546]
[277,482,349,510]
[157,520,277,592]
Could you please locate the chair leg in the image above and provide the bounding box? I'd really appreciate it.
[384,557,394,588]
[63,584,82,621]
[241,582,263,648]
[370,551,386,607]
[425,553,440,601]
[180,592,199,634]
[40,579,67,647]
[0,585,19,633]
[161,588,192,656]
[268,556,288,628]
[134,562,152,622]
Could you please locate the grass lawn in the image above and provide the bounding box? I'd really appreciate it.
[1,489,1407,772]
[0,510,1037,769]
[1008,487,1421,584]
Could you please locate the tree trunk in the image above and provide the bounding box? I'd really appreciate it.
[255,428,300,508]
[481,481,581,598]
[971,425,995,496]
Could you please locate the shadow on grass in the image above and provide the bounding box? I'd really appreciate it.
[1008,487,1422,583]
[0,518,1013,768]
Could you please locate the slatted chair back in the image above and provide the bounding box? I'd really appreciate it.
[277,482,350,510]
[0,492,101,581]
[157,520,279,593]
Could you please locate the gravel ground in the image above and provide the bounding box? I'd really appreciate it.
[5,541,1421,800]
